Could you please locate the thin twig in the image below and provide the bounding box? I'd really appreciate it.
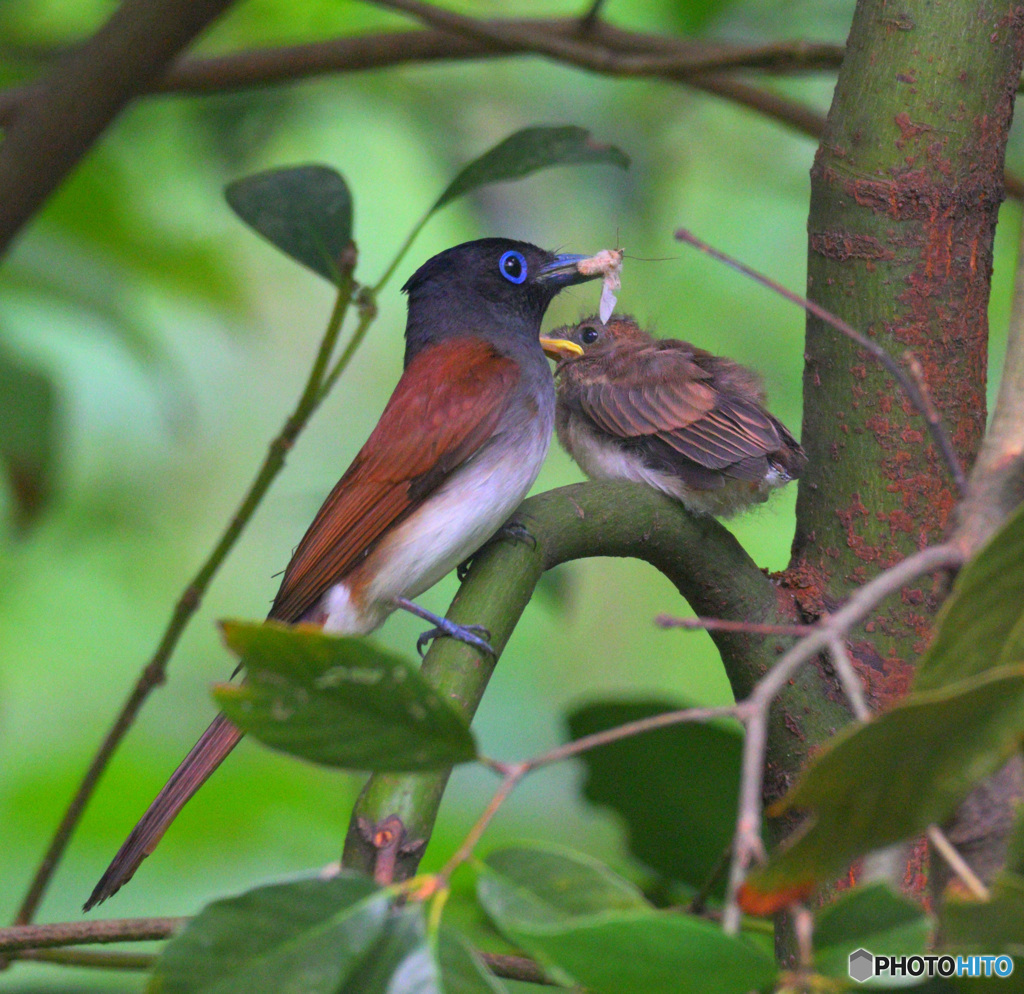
[436,764,528,886]
[827,635,870,721]
[0,919,554,985]
[0,917,183,953]
[675,227,968,496]
[926,826,991,901]
[530,706,741,772]
[720,542,963,932]
[13,265,357,928]
[656,614,815,637]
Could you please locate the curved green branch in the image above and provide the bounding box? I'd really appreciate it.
[342,480,850,878]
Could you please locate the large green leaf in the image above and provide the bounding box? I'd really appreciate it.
[915,501,1024,692]
[431,126,629,214]
[214,621,478,771]
[813,884,932,979]
[225,165,353,283]
[566,699,742,893]
[478,844,775,994]
[746,666,1024,898]
[148,875,391,994]
[0,347,56,528]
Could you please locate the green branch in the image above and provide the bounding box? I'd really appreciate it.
[343,480,850,878]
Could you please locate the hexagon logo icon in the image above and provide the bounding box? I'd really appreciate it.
[849,948,874,983]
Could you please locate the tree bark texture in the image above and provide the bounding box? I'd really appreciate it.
[793,0,1024,704]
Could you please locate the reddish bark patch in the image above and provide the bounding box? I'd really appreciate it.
[810,231,895,261]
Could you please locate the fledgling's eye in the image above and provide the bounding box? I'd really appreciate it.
[580,325,600,345]
[499,250,527,284]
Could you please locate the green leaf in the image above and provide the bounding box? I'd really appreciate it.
[214,620,478,771]
[814,884,932,979]
[431,126,629,214]
[942,875,1024,954]
[480,844,650,925]
[338,907,509,994]
[148,875,391,994]
[915,502,1024,691]
[0,347,56,528]
[225,165,353,283]
[567,699,742,893]
[748,666,1024,897]
[478,844,775,994]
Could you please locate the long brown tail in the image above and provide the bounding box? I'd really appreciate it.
[83,713,242,910]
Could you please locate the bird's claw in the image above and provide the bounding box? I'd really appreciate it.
[417,621,494,658]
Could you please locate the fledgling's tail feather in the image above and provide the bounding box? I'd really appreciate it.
[84,713,242,911]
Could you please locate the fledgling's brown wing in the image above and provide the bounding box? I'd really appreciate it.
[569,341,785,472]
[270,336,520,622]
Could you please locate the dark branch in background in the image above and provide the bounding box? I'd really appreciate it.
[0,24,845,123]
[342,480,852,881]
[0,917,554,986]
[0,0,236,259]
[1,12,1021,197]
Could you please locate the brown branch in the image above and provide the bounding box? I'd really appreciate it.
[0,26,845,125]
[656,614,815,637]
[721,541,964,932]
[0,917,555,986]
[1,14,1021,201]
[0,0,235,259]
[0,918,183,953]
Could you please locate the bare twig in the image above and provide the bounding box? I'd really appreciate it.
[827,635,870,721]
[656,614,814,637]
[0,918,554,985]
[720,542,964,932]
[13,265,357,928]
[675,227,968,496]
[926,826,990,901]
[0,918,183,953]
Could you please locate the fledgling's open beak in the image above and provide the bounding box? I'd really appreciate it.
[539,336,584,360]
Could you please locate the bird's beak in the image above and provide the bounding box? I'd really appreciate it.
[539,336,584,360]
[536,253,599,288]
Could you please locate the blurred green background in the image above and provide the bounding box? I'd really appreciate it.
[1,0,1019,989]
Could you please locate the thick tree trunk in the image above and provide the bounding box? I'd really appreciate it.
[789,0,1024,891]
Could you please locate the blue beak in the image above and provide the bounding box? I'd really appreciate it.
[537,253,597,288]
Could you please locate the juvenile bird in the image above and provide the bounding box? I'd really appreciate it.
[543,314,806,517]
[85,238,605,909]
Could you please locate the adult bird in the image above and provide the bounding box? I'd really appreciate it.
[544,314,806,517]
[85,238,603,909]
